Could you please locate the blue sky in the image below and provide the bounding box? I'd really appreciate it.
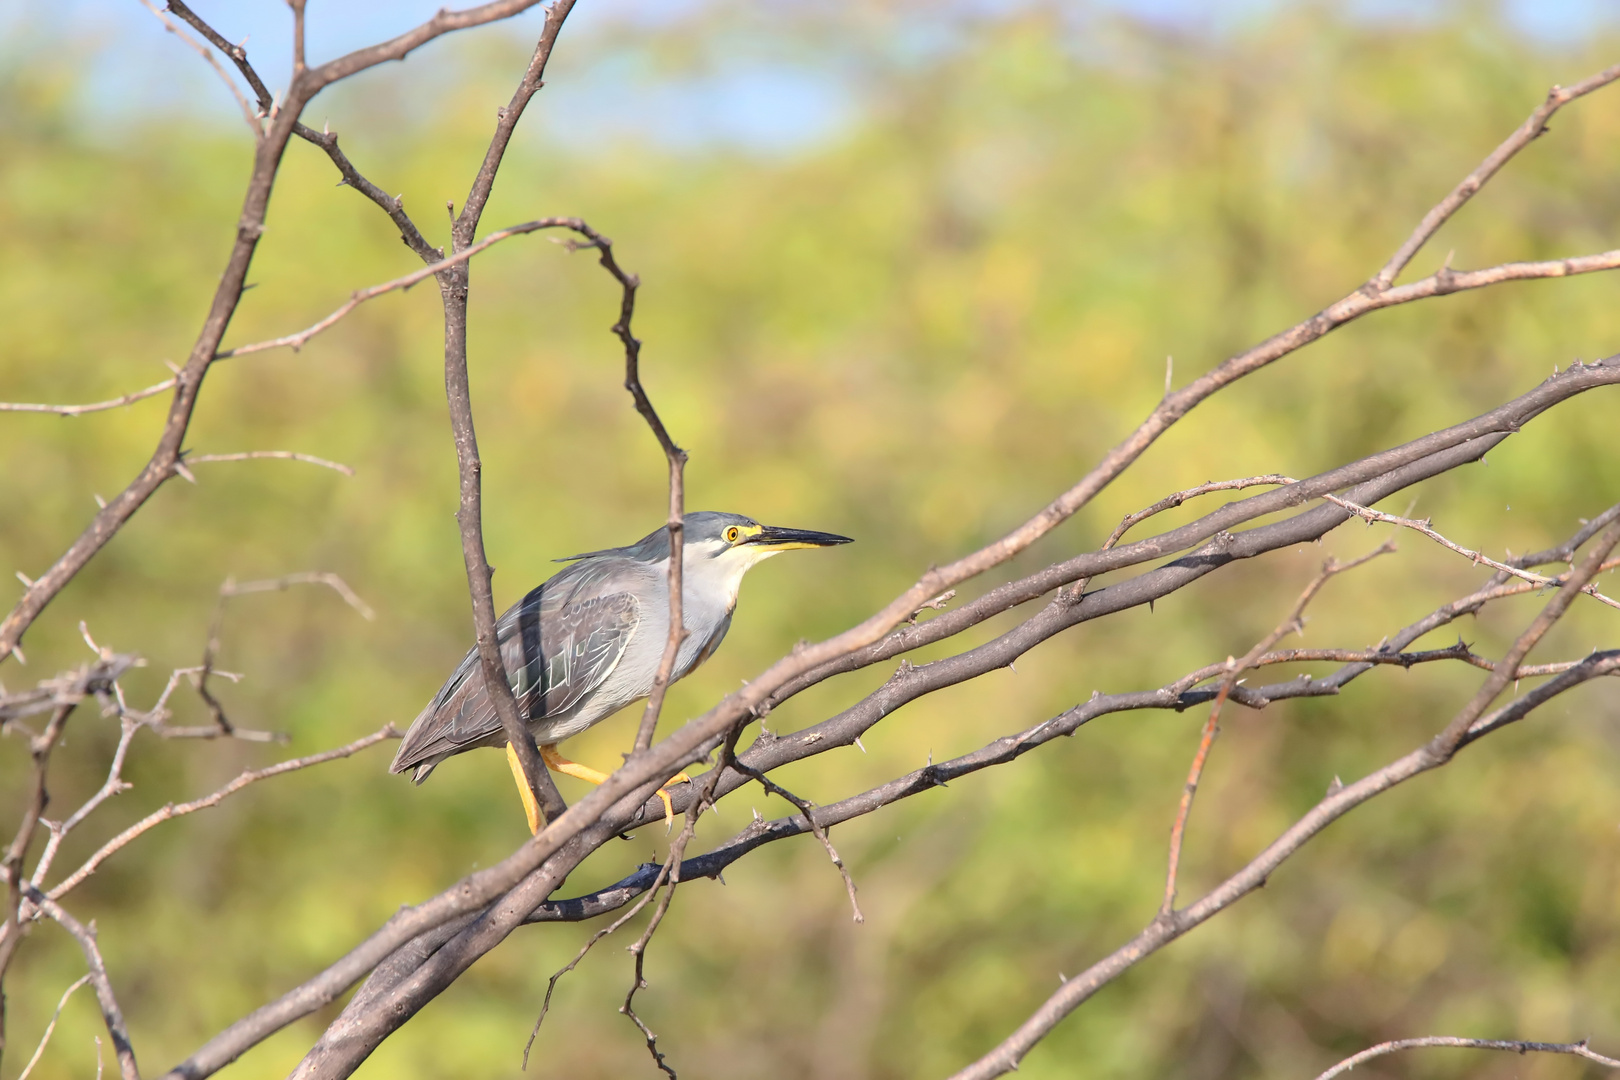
[2,0,1614,154]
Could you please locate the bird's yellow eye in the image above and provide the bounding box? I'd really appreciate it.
[725,526,740,543]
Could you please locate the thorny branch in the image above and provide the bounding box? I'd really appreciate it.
[512,512,1616,932]
[29,892,138,1080]
[0,0,555,667]
[946,521,1620,1080]
[1161,542,1395,916]
[37,724,399,909]
[731,760,864,923]
[1326,493,1620,608]
[614,770,725,1080]
[159,352,1620,1080]
[573,228,691,754]
[135,0,260,135]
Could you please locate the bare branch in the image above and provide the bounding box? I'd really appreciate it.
[162,1,274,113]
[290,0,307,77]
[947,529,1620,1080]
[1431,520,1620,756]
[29,716,139,890]
[1104,474,1302,544]
[1325,494,1620,608]
[293,126,440,262]
[1375,62,1620,287]
[1161,541,1394,917]
[15,973,90,1080]
[182,451,355,477]
[1314,1036,1620,1080]
[0,378,177,416]
[616,783,715,1080]
[3,690,98,988]
[41,724,397,904]
[522,864,673,1069]
[219,572,375,619]
[732,761,863,923]
[134,0,261,134]
[0,0,561,669]
[1066,473,1298,597]
[591,228,690,755]
[30,893,138,1080]
[159,0,439,265]
[426,2,583,856]
[0,655,135,725]
[761,359,1620,715]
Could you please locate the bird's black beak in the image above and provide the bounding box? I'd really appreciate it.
[745,525,854,550]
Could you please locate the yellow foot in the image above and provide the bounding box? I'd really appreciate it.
[505,742,543,836]
[539,745,691,829]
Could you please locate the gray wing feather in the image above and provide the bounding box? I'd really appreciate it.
[391,561,642,779]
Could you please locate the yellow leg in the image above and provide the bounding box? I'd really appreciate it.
[539,744,691,829]
[505,743,543,836]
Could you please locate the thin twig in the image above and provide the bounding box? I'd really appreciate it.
[0,378,177,416]
[2,699,81,991]
[525,764,726,1073]
[1374,62,1620,287]
[1430,520,1620,757]
[16,973,91,1080]
[521,863,671,1068]
[185,572,376,742]
[219,573,376,621]
[432,1,581,844]
[161,0,438,264]
[732,761,863,923]
[293,125,440,261]
[30,893,139,1080]
[162,1,273,112]
[1325,494,1620,609]
[135,0,261,134]
[214,217,586,360]
[1313,1036,1620,1080]
[1160,542,1393,916]
[41,724,398,903]
[948,529,1620,1080]
[183,451,354,476]
[1067,474,1298,597]
[30,716,139,889]
[616,769,724,1080]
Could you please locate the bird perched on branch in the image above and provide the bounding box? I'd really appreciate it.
[392,511,852,833]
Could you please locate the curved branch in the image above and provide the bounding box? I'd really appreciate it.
[1375,62,1620,287]
[30,892,139,1080]
[948,523,1620,1080]
[761,358,1620,711]
[1314,1036,1620,1080]
[182,451,354,476]
[41,725,397,904]
[0,378,177,416]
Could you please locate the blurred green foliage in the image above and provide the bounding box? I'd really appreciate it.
[2,5,1619,1080]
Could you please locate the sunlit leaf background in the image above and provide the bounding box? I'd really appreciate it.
[1,2,1618,1078]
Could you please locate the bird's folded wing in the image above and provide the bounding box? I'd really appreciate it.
[391,572,642,775]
